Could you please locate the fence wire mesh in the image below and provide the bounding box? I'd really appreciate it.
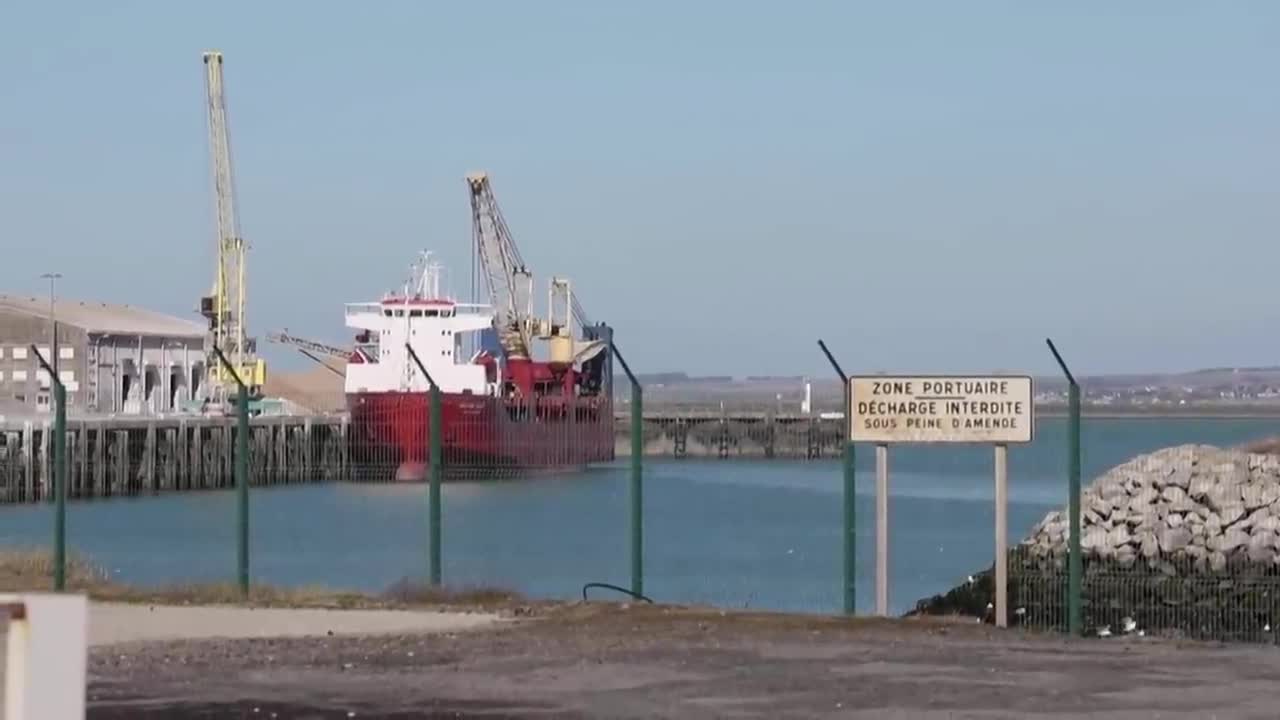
[1009,549,1280,643]
[347,392,614,482]
[9,388,1280,646]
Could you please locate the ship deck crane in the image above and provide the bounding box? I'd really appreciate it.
[466,173,598,359]
[200,50,265,402]
[265,330,349,378]
[467,172,534,360]
[266,331,351,360]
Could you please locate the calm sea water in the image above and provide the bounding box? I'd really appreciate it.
[1,417,1277,615]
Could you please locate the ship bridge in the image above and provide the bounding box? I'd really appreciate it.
[342,253,498,396]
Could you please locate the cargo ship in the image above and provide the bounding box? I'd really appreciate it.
[344,173,614,480]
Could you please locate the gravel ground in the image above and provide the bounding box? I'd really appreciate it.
[65,603,1280,719]
[87,603,502,645]
[1,602,501,719]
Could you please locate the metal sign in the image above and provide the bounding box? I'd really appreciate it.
[848,376,1034,444]
[2,593,88,720]
[846,373,1034,626]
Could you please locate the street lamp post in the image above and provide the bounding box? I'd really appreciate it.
[40,273,62,382]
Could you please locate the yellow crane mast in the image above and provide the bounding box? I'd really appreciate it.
[199,50,265,403]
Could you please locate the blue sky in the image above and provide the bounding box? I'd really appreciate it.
[3,2,1278,377]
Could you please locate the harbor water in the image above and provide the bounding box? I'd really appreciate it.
[1,417,1277,616]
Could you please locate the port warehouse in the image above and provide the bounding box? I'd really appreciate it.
[0,294,213,415]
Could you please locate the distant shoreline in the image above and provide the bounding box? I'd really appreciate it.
[634,405,1280,420]
[1033,405,1280,419]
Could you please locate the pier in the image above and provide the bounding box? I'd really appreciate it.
[615,411,847,460]
[0,411,849,504]
[0,415,349,504]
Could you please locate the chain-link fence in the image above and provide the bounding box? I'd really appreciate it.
[8,340,1280,646]
[1010,549,1280,642]
[0,341,635,605]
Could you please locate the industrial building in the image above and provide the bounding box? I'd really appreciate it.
[0,294,208,416]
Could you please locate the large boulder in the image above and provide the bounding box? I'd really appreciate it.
[910,444,1280,640]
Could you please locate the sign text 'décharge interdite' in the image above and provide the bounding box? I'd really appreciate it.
[848,376,1034,444]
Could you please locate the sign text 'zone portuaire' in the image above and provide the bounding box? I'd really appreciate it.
[848,376,1033,444]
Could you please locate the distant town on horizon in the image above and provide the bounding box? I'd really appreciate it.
[629,366,1280,414]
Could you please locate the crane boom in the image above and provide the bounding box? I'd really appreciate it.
[466,171,597,364]
[266,331,351,360]
[200,50,263,400]
[468,178,592,331]
[467,172,534,359]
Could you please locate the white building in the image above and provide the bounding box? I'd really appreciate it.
[0,294,207,416]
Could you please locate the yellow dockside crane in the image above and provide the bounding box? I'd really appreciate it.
[199,50,265,406]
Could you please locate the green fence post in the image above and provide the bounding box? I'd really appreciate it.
[213,347,250,598]
[818,340,855,615]
[54,382,66,591]
[1066,380,1082,633]
[32,345,67,591]
[405,344,443,587]
[429,381,443,586]
[630,377,642,598]
[1047,338,1082,636]
[611,343,644,599]
[236,382,250,597]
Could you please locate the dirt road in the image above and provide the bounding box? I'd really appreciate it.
[1,601,501,718]
[80,603,1280,719]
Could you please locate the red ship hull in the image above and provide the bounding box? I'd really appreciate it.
[347,391,615,481]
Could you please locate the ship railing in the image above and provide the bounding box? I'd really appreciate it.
[501,394,607,422]
[344,302,384,316]
[450,302,495,317]
[345,301,494,319]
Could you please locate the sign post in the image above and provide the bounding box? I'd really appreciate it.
[875,443,889,615]
[994,443,1008,627]
[849,375,1033,622]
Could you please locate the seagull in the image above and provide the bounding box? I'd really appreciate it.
[1122,617,1138,634]
[1097,625,1112,638]
[967,575,976,585]
[1015,607,1027,617]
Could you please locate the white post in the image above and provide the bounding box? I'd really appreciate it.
[876,443,889,617]
[994,444,1009,628]
[2,593,88,720]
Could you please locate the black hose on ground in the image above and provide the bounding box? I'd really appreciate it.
[582,582,654,604]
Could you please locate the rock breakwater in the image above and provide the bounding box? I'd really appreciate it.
[912,444,1280,640]
[1024,444,1280,572]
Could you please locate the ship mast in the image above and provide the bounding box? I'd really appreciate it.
[408,250,444,300]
